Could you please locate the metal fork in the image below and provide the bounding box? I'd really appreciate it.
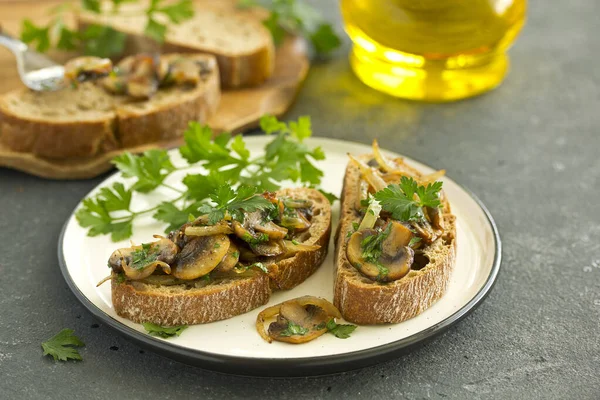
[0,29,65,91]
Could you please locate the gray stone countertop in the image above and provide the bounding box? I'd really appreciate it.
[1,1,599,399]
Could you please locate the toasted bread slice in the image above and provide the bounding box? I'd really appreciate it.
[333,156,457,325]
[0,54,219,158]
[76,0,275,88]
[111,187,331,326]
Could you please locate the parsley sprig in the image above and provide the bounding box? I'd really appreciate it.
[374,177,443,222]
[239,0,341,56]
[41,329,85,362]
[325,319,357,339]
[76,115,335,241]
[198,184,275,225]
[20,0,193,57]
[279,321,309,337]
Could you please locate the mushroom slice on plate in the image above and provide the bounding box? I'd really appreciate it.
[64,56,112,84]
[185,221,233,237]
[172,234,230,280]
[256,296,343,344]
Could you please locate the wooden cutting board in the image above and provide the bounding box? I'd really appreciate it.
[0,0,309,179]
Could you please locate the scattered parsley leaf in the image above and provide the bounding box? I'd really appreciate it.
[157,0,194,23]
[143,322,187,339]
[279,321,309,337]
[41,329,85,362]
[326,319,357,339]
[236,262,270,274]
[97,182,131,212]
[374,177,443,222]
[360,223,392,278]
[262,12,286,45]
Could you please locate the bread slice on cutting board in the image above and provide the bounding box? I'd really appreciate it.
[76,0,275,88]
[0,54,220,159]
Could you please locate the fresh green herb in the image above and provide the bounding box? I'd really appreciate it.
[214,243,221,248]
[232,251,240,258]
[325,319,357,339]
[201,274,211,282]
[346,221,360,238]
[236,262,270,274]
[77,116,331,241]
[360,223,393,278]
[239,0,341,56]
[374,177,443,222]
[143,323,188,339]
[279,321,309,337]
[41,329,85,362]
[291,239,299,245]
[408,236,422,247]
[20,0,193,57]
[130,243,158,270]
[115,272,127,284]
[316,188,339,205]
[198,184,274,225]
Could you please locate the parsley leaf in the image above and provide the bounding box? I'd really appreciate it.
[81,0,101,13]
[144,17,168,43]
[143,323,188,339]
[112,149,176,193]
[154,201,204,233]
[75,183,134,241]
[279,321,309,337]
[236,262,270,274]
[238,0,341,56]
[326,319,357,339]
[317,188,338,205]
[374,177,443,222]
[41,329,85,362]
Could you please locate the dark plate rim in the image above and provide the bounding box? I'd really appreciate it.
[57,151,502,377]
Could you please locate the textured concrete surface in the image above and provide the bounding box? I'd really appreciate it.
[1,1,599,399]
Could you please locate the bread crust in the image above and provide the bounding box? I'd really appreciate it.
[112,187,331,325]
[333,156,457,325]
[0,54,220,158]
[112,272,270,326]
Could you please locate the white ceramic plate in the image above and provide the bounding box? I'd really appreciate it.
[58,137,501,376]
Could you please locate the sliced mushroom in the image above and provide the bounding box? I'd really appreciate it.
[410,218,442,245]
[185,221,233,237]
[283,198,313,209]
[172,234,230,280]
[382,221,413,249]
[213,242,239,274]
[107,238,177,280]
[282,240,320,257]
[108,247,134,272]
[252,240,285,257]
[64,56,112,84]
[233,210,288,244]
[346,229,414,282]
[425,206,444,230]
[279,209,311,231]
[256,296,343,344]
[151,237,179,265]
[165,58,202,85]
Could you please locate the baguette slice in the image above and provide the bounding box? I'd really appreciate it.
[112,187,331,326]
[77,0,275,88]
[0,54,219,158]
[334,156,457,325]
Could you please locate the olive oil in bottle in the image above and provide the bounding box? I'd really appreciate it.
[341,0,527,101]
